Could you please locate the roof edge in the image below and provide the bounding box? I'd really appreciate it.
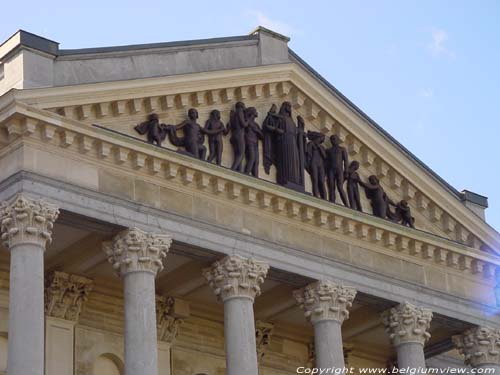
[0,30,59,60]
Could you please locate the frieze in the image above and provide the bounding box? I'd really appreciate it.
[0,100,496,281]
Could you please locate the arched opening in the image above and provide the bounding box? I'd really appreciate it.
[92,353,123,375]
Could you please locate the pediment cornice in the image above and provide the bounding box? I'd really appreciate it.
[1,63,498,257]
[0,99,498,284]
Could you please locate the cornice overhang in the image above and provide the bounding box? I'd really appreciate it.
[0,98,499,281]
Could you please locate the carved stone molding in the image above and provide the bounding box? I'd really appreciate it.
[102,228,172,277]
[256,320,274,363]
[156,296,186,344]
[381,302,433,347]
[203,255,269,302]
[293,280,357,325]
[45,271,93,322]
[452,326,500,367]
[0,194,59,248]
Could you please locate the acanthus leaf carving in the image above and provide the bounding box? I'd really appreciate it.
[381,302,432,347]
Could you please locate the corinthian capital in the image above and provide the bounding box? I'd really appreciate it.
[45,271,93,322]
[381,302,432,347]
[102,228,172,277]
[0,194,59,248]
[452,326,500,367]
[293,280,357,325]
[203,255,269,302]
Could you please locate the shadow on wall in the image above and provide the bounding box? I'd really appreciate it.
[93,353,124,375]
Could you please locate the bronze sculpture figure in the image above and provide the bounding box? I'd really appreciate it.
[134,113,169,146]
[325,135,349,206]
[166,108,206,160]
[345,160,362,212]
[263,102,305,192]
[262,104,279,174]
[392,200,415,228]
[305,131,327,199]
[297,116,307,189]
[244,107,263,177]
[228,102,248,172]
[203,109,228,165]
[359,175,394,219]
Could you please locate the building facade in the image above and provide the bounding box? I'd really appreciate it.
[0,27,499,375]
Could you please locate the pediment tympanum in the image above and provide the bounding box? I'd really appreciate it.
[0,62,498,282]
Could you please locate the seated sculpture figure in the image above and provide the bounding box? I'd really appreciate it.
[391,200,415,228]
[359,175,394,219]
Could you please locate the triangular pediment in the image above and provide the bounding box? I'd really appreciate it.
[3,61,499,256]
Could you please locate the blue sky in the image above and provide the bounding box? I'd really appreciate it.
[1,0,499,231]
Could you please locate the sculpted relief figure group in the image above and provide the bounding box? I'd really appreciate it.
[135,101,415,228]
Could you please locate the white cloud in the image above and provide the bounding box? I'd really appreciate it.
[249,10,300,37]
[419,88,433,98]
[428,28,455,58]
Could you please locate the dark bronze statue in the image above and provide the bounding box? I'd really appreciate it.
[134,113,169,146]
[166,108,206,160]
[392,200,415,228]
[325,135,349,206]
[263,102,305,192]
[203,109,228,165]
[297,116,307,189]
[345,160,362,212]
[305,131,327,199]
[359,175,394,219]
[262,104,278,174]
[244,107,263,177]
[228,102,248,172]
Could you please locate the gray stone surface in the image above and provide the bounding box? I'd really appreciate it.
[8,243,45,375]
[224,297,259,375]
[396,342,426,370]
[123,271,158,375]
[314,320,344,369]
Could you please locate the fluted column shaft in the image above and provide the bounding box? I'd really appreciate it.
[103,228,172,375]
[382,302,433,372]
[204,255,269,375]
[0,195,59,375]
[453,326,500,373]
[294,280,357,370]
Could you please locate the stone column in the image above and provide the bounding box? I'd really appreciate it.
[294,280,357,370]
[45,271,93,375]
[103,228,172,375]
[381,302,432,372]
[0,195,59,375]
[453,326,500,373]
[204,255,269,375]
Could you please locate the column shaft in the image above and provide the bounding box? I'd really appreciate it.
[314,320,344,369]
[124,271,158,375]
[396,342,426,369]
[8,244,44,375]
[224,297,258,375]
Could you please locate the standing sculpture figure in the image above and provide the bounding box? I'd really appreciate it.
[244,107,263,177]
[345,160,362,212]
[228,102,248,172]
[359,175,394,219]
[305,131,327,199]
[325,135,349,206]
[166,108,206,160]
[263,101,304,192]
[134,113,169,146]
[262,104,279,174]
[297,116,307,189]
[203,109,228,165]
